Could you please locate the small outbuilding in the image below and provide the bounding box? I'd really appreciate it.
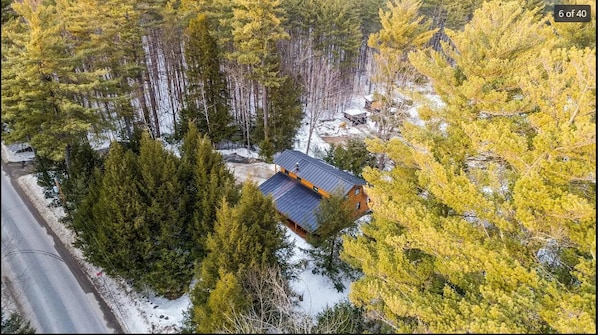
[364,94,382,113]
[342,109,367,126]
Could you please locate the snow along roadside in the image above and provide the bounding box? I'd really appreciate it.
[14,175,183,333]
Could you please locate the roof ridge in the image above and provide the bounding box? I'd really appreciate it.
[286,150,365,185]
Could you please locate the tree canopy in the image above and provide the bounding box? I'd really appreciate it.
[342,0,596,333]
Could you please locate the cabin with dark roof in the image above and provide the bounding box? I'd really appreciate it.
[259,149,370,239]
[342,109,367,126]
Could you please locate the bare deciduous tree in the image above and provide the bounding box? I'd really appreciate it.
[299,49,343,155]
[217,265,359,334]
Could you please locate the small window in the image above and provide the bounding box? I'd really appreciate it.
[297,176,302,182]
[313,186,319,192]
[354,188,360,195]
[356,202,361,210]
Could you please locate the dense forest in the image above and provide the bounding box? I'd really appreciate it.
[1,0,595,333]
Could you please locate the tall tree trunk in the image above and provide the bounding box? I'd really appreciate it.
[262,85,269,141]
[145,32,161,138]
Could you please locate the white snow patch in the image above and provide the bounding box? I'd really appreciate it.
[1,142,35,163]
[285,227,351,316]
[482,186,493,195]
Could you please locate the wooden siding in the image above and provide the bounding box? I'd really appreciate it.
[280,167,331,198]
[284,218,308,239]
[347,185,370,217]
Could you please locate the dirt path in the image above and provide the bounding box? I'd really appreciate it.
[226,161,276,185]
[320,136,350,145]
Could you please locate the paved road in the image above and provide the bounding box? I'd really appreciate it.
[1,163,123,333]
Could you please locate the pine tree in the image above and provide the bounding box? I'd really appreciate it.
[252,74,303,161]
[342,1,595,332]
[550,0,596,49]
[192,271,250,333]
[1,0,16,25]
[57,0,146,142]
[181,13,235,143]
[308,190,358,292]
[367,0,435,139]
[313,300,383,334]
[180,0,235,49]
[1,309,36,334]
[1,0,108,165]
[179,123,239,261]
[191,181,291,331]
[418,0,485,30]
[229,0,289,143]
[324,138,376,178]
[137,132,193,298]
[310,0,363,74]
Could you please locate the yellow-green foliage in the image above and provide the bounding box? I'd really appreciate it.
[550,0,596,49]
[342,0,596,333]
[193,271,249,333]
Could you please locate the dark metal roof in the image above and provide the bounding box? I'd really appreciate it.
[259,172,322,233]
[273,150,366,195]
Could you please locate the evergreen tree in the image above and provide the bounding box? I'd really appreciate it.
[310,0,363,74]
[253,74,304,161]
[1,309,36,334]
[324,138,376,178]
[342,1,595,332]
[137,132,193,298]
[355,0,387,39]
[229,0,289,143]
[178,123,239,262]
[367,0,435,139]
[60,141,104,224]
[550,0,596,49]
[308,190,358,292]
[1,0,108,166]
[180,13,235,143]
[419,0,485,30]
[279,0,365,113]
[180,0,235,49]
[193,271,250,333]
[70,166,103,251]
[180,123,239,261]
[1,0,16,25]
[198,182,288,288]
[58,0,146,142]
[313,300,387,334]
[191,181,290,331]
[72,142,147,282]
[71,133,196,297]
